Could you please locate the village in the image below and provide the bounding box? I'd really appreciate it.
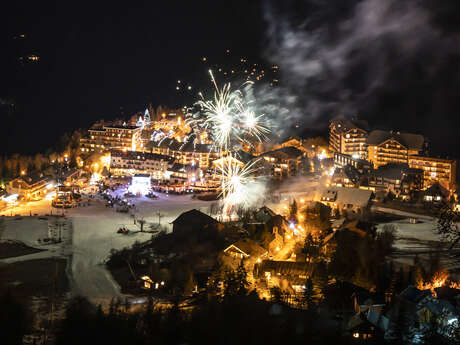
[1,108,460,344]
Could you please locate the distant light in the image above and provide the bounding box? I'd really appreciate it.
[177,80,181,84]
[187,86,192,90]
[202,57,207,61]
[352,154,360,159]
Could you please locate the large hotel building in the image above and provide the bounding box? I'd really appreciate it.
[109,150,174,180]
[80,125,142,153]
[329,117,456,191]
[366,130,427,169]
[329,116,369,159]
[148,138,221,169]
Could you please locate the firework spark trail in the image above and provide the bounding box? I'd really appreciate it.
[186,70,272,211]
[216,156,261,213]
[187,70,271,152]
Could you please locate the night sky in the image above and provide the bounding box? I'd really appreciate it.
[2,0,460,158]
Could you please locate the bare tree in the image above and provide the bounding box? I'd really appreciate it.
[137,218,146,232]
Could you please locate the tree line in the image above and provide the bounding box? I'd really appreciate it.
[0,130,84,183]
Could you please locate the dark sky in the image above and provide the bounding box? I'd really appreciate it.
[0,1,265,155]
[2,0,460,158]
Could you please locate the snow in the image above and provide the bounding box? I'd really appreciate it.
[1,191,213,305]
[376,218,440,251]
[376,211,460,274]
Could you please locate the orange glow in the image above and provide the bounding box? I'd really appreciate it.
[416,269,460,297]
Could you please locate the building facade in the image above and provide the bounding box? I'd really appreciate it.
[80,125,142,153]
[329,117,369,158]
[149,138,221,169]
[6,174,52,201]
[408,155,456,191]
[367,130,426,169]
[109,150,174,180]
[334,152,373,174]
[259,146,307,178]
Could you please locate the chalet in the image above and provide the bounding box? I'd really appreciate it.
[6,173,52,201]
[259,146,307,178]
[364,163,424,197]
[171,209,222,235]
[253,206,276,223]
[423,182,449,203]
[330,166,360,188]
[255,260,314,291]
[347,312,381,341]
[368,285,460,342]
[223,239,268,261]
[166,162,201,185]
[59,168,80,185]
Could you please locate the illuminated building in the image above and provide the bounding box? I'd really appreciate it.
[149,138,220,169]
[408,155,456,191]
[364,163,424,196]
[166,163,202,185]
[109,150,174,181]
[329,116,369,158]
[6,173,53,201]
[129,174,151,195]
[52,185,81,208]
[334,152,373,174]
[259,147,307,178]
[80,125,141,153]
[367,130,427,169]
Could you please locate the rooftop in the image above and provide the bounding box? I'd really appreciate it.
[367,129,425,151]
[261,146,304,160]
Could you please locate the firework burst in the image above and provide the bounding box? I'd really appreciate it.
[187,70,270,152]
[216,156,261,213]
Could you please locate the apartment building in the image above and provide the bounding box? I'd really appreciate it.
[259,146,307,178]
[329,116,369,158]
[408,155,456,191]
[109,150,174,180]
[80,125,141,153]
[367,130,426,169]
[149,138,221,169]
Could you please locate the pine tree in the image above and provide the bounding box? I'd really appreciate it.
[302,277,315,310]
[289,199,298,222]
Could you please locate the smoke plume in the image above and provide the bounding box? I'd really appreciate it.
[261,0,460,147]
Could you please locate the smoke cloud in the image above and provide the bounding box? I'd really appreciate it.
[260,0,460,143]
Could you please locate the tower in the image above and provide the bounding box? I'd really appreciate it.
[136,116,145,129]
[144,109,151,126]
